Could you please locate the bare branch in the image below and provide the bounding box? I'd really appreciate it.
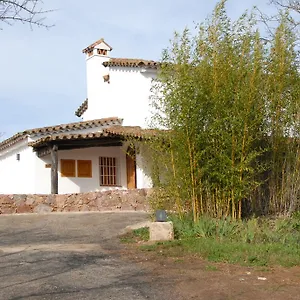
[269,0,300,27]
[0,0,54,29]
[270,0,300,13]
[256,0,300,44]
[255,6,279,39]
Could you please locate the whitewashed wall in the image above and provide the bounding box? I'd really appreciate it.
[136,145,153,189]
[0,139,35,194]
[34,144,152,194]
[84,54,157,128]
[84,54,109,121]
[0,141,153,195]
[34,146,126,194]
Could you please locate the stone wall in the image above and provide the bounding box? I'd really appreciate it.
[0,189,151,214]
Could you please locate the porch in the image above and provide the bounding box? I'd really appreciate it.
[29,127,154,194]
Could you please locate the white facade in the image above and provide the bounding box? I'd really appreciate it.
[35,144,151,194]
[0,139,35,194]
[0,38,155,194]
[0,141,152,194]
[83,41,157,128]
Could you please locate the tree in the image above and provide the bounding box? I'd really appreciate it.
[150,0,300,221]
[0,0,53,29]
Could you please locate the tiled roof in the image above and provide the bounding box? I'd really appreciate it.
[103,58,159,69]
[0,117,122,152]
[26,117,121,135]
[28,125,160,148]
[28,132,109,147]
[75,98,88,117]
[104,125,159,138]
[82,38,113,54]
[0,132,28,152]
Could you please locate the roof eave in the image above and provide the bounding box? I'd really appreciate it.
[0,117,123,152]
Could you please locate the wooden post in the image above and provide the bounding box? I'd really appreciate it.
[50,144,58,194]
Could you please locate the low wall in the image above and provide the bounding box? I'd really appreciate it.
[0,189,151,214]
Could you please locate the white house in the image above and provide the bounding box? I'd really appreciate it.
[0,39,159,194]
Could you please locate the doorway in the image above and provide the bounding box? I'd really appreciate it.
[126,146,136,189]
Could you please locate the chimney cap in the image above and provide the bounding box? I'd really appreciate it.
[82,38,113,54]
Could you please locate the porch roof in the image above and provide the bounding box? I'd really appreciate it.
[28,125,159,149]
[0,117,122,152]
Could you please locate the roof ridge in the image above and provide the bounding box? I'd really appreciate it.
[26,117,121,133]
[75,98,88,117]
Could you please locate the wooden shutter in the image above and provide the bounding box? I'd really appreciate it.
[77,160,92,178]
[61,159,76,177]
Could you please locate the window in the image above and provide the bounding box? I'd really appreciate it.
[99,157,117,186]
[97,49,107,55]
[77,160,92,178]
[61,159,76,177]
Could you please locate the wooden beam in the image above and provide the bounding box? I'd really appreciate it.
[53,138,123,148]
[33,138,124,153]
[36,146,51,158]
[50,145,58,194]
[57,141,123,150]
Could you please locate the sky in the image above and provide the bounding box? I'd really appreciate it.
[0,0,276,140]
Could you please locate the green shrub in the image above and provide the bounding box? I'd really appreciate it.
[161,213,300,266]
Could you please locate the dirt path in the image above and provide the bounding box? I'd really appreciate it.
[121,244,300,300]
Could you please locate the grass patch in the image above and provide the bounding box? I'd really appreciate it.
[120,215,300,267]
[136,214,300,267]
[139,237,300,267]
[120,227,149,244]
[205,264,218,271]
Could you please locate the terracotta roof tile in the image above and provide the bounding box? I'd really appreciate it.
[104,125,159,138]
[103,58,159,69]
[28,132,108,147]
[28,126,160,148]
[82,38,113,54]
[75,98,88,117]
[0,132,28,152]
[26,117,121,135]
[0,117,122,152]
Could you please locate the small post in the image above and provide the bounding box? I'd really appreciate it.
[50,144,58,194]
[150,210,174,241]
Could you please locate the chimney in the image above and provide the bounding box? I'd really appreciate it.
[83,38,112,120]
[82,38,113,59]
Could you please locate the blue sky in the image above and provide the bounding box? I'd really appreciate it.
[0,0,275,140]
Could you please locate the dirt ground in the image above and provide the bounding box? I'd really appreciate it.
[1,212,299,299]
[120,243,300,300]
[0,212,168,300]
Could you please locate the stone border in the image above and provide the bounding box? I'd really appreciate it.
[0,189,150,215]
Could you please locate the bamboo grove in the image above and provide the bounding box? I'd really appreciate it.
[148,0,300,221]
